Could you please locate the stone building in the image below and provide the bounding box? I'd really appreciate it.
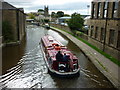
[0,1,2,46]
[2,2,26,43]
[44,6,49,17]
[87,0,120,60]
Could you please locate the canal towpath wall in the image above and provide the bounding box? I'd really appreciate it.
[50,26,120,88]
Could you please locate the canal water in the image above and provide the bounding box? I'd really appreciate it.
[1,25,114,88]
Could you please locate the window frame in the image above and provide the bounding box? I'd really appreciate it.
[103,1,109,18]
[90,26,94,37]
[109,29,115,45]
[117,31,120,48]
[97,2,101,18]
[95,27,98,39]
[112,1,118,18]
[100,28,105,42]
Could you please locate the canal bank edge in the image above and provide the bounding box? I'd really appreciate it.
[2,41,20,47]
[50,26,120,88]
[2,34,26,48]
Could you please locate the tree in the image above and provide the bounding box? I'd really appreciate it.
[64,14,70,17]
[51,12,56,17]
[28,13,35,19]
[56,11,64,17]
[38,9,44,12]
[67,13,84,33]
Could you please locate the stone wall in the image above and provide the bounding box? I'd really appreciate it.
[18,10,26,42]
[50,23,89,41]
[87,19,120,60]
[87,0,120,60]
[50,23,72,33]
[2,10,18,41]
[0,1,2,46]
[2,2,26,44]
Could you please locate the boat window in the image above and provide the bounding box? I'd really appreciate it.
[48,36,54,41]
[73,59,77,62]
[48,46,52,48]
[52,43,58,46]
[55,44,59,46]
[61,46,67,49]
[49,40,53,42]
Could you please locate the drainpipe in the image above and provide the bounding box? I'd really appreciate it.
[16,9,20,41]
[103,17,108,52]
[103,2,109,52]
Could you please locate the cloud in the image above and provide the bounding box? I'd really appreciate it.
[49,2,91,10]
[4,0,92,15]
[4,0,33,2]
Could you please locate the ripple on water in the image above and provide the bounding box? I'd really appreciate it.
[1,45,48,88]
[2,26,114,88]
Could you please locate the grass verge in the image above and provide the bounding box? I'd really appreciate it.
[51,26,120,67]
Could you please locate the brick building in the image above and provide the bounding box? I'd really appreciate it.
[87,0,120,60]
[2,2,26,43]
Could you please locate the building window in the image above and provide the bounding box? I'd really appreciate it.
[117,31,120,48]
[98,2,101,18]
[100,28,105,41]
[91,3,96,18]
[91,26,94,37]
[112,1,118,18]
[103,2,108,18]
[109,29,115,45]
[91,3,95,18]
[95,27,98,39]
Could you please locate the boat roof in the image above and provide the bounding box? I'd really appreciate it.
[42,35,65,47]
[42,35,78,60]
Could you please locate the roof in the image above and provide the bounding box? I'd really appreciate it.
[2,2,26,15]
[26,19,34,21]
[84,16,91,20]
[59,17,71,19]
[92,0,120,2]
[2,2,16,9]
[81,15,90,18]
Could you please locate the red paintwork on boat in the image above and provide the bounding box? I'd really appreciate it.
[41,35,80,77]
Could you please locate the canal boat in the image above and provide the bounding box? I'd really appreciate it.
[41,35,80,77]
[44,23,50,29]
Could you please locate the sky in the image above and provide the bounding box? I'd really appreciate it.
[4,0,92,15]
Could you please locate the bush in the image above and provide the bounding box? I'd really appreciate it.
[67,13,84,33]
[44,19,49,23]
[2,21,14,43]
[27,13,35,19]
[76,31,83,36]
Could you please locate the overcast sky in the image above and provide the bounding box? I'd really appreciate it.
[4,0,92,15]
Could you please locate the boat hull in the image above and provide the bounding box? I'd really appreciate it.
[48,68,80,78]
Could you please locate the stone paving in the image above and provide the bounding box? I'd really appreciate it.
[51,27,120,88]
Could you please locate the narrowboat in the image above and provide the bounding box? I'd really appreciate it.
[41,35,80,77]
[44,23,50,29]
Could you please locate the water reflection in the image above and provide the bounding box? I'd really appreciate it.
[1,25,114,88]
[2,38,26,74]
